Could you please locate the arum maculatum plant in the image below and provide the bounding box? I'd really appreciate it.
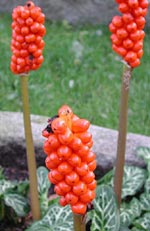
[42,105,97,231]
[109,0,148,207]
[10,1,46,220]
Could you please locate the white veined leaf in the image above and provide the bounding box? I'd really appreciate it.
[120,198,141,227]
[99,166,146,199]
[39,193,49,217]
[133,213,150,230]
[120,208,133,227]
[0,180,16,196]
[37,166,50,195]
[129,198,141,219]
[121,166,146,198]
[145,177,150,194]
[26,203,73,231]
[140,193,150,212]
[4,193,29,217]
[91,185,120,231]
[136,146,150,164]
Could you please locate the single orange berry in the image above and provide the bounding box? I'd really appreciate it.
[87,179,97,190]
[137,49,143,58]
[76,162,89,176]
[112,16,123,28]
[81,171,95,184]
[65,171,80,186]
[111,34,122,46]
[109,23,117,33]
[80,190,96,203]
[122,13,134,24]
[57,181,71,193]
[57,145,72,159]
[69,137,83,151]
[59,196,67,207]
[126,22,137,33]
[48,134,60,149]
[54,185,65,196]
[68,154,81,167]
[81,151,96,163]
[88,160,97,171]
[58,162,72,175]
[124,51,137,63]
[65,192,78,205]
[132,40,143,51]
[116,28,128,40]
[123,38,134,49]
[73,181,87,196]
[140,0,148,9]
[118,3,129,13]
[71,202,87,215]
[128,0,139,8]
[135,16,146,29]
[130,58,140,68]
[50,169,64,182]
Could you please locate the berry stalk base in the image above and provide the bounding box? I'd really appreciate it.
[114,63,132,207]
[20,75,40,220]
[73,213,86,231]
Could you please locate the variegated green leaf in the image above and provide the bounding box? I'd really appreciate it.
[39,193,49,217]
[91,185,120,231]
[4,193,29,217]
[26,203,73,231]
[140,193,150,212]
[120,207,133,227]
[37,167,50,195]
[121,166,146,198]
[129,198,141,218]
[120,198,141,227]
[0,180,16,196]
[145,177,150,193]
[133,213,150,230]
[136,146,150,164]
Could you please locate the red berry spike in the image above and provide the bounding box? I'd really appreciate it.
[10,1,46,74]
[109,0,148,68]
[42,105,96,215]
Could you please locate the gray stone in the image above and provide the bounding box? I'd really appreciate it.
[1,0,148,25]
[0,111,149,178]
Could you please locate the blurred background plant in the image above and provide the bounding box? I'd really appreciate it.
[0,13,149,136]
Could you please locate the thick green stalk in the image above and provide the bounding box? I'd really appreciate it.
[73,214,86,231]
[20,75,40,220]
[114,63,132,207]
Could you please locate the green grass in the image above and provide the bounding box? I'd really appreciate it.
[0,14,150,135]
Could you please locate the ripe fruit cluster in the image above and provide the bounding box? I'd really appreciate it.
[109,0,148,68]
[42,105,96,215]
[10,1,46,74]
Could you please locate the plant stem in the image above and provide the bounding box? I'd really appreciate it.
[20,74,40,220]
[114,63,132,207]
[73,214,86,231]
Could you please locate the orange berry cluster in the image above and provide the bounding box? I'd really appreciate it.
[42,105,96,215]
[10,1,46,74]
[109,0,148,68]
